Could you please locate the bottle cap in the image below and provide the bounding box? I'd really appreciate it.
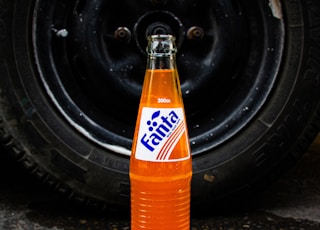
[146,34,177,57]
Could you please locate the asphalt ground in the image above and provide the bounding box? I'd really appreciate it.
[0,134,320,230]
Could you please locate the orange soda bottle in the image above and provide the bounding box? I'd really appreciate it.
[130,34,192,230]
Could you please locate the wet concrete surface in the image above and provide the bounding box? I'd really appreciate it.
[1,134,320,230]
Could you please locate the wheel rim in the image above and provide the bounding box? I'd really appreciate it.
[32,0,284,156]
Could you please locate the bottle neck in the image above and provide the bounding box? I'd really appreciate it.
[147,54,176,70]
[146,34,177,70]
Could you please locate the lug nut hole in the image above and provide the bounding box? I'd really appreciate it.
[187,26,204,40]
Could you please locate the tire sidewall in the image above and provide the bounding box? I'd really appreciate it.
[0,0,319,208]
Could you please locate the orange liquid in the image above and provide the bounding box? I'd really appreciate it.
[130,69,192,230]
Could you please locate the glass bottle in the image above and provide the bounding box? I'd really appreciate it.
[130,34,192,230]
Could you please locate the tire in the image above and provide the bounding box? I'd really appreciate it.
[0,0,320,210]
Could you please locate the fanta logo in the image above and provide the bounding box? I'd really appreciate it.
[140,110,180,152]
[135,108,188,162]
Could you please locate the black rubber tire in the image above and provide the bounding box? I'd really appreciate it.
[1,0,320,211]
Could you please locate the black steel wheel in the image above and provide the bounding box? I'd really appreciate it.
[1,0,320,210]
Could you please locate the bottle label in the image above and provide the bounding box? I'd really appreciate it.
[135,107,190,162]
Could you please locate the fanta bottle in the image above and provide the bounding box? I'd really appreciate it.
[130,34,192,230]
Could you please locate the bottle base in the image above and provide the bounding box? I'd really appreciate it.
[130,177,191,230]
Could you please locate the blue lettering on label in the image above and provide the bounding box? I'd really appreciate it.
[135,107,188,162]
[140,110,180,152]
